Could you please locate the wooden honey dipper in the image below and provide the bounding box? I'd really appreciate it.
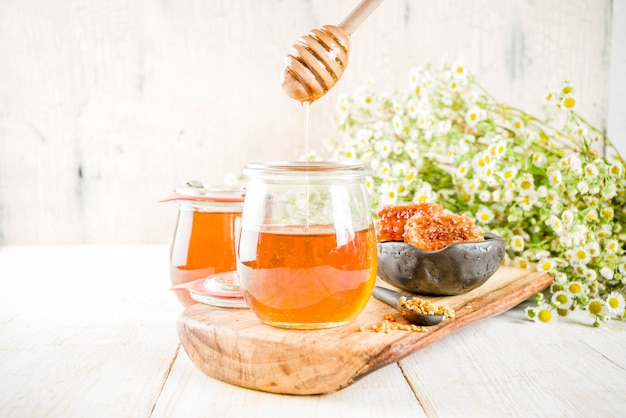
[280,0,384,103]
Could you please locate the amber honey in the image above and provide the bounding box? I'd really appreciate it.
[170,209,241,306]
[238,224,377,328]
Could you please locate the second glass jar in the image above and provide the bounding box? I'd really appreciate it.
[237,161,378,329]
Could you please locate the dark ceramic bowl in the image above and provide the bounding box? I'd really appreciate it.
[377,233,505,296]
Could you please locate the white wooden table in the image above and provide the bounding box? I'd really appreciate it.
[1,245,625,417]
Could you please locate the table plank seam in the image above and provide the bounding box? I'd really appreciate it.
[149,343,182,418]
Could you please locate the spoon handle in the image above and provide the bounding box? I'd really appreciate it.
[371,286,404,310]
[338,0,384,35]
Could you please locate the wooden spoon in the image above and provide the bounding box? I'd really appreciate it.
[371,286,445,326]
[280,0,384,102]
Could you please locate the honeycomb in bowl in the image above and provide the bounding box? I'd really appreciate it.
[376,203,444,242]
[403,212,483,251]
[376,202,483,251]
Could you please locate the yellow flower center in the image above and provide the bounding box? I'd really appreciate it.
[588,301,603,315]
[538,309,552,323]
[575,249,587,260]
[608,297,620,309]
[556,294,568,304]
[569,283,581,294]
[563,97,576,109]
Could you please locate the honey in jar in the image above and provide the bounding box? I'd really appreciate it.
[167,181,244,307]
[237,162,377,329]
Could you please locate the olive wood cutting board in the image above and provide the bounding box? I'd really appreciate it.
[177,267,552,395]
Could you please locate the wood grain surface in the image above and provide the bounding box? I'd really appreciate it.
[177,267,553,395]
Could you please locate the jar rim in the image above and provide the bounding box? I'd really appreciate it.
[243,161,371,177]
[160,180,245,203]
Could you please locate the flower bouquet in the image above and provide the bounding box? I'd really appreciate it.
[323,62,626,327]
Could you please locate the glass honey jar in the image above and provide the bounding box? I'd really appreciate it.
[237,162,377,329]
[167,181,244,307]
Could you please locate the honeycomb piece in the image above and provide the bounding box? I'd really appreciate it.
[403,212,483,251]
[376,203,445,242]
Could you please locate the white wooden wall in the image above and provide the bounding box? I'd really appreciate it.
[0,0,623,245]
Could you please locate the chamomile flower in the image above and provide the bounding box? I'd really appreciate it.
[609,162,623,177]
[375,161,391,179]
[570,246,590,265]
[587,298,608,317]
[600,207,614,220]
[392,100,404,115]
[535,303,557,323]
[391,161,409,177]
[391,115,405,136]
[500,166,518,181]
[395,182,410,197]
[532,152,547,167]
[378,181,398,205]
[512,256,529,269]
[510,116,525,133]
[577,181,589,194]
[521,192,540,210]
[364,176,375,194]
[551,291,573,309]
[416,112,432,129]
[517,173,535,195]
[511,235,525,252]
[405,141,420,161]
[606,292,625,316]
[547,168,563,186]
[546,215,563,233]
[537,258,557,273]
[544,89,557,105]
[457,161,470,178]
[525,306,538,322]
[585,209,598,223]
[585,242,601,258]
[566,281,585,296]
[402,169,416,185]
[413,184,436,203]
[478,190,491,202]
[451,61,467,79]
[490,140,508,159]
[476,206,494,223]
[600,267,614,281]
[465,106,485,126]
[605,239,620,253]
[559,94,577,111]
[340,146,358,160]
[406,99,419,119]
[584,163,599,178]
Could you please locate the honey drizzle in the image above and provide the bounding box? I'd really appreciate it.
[303,100,311,230]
